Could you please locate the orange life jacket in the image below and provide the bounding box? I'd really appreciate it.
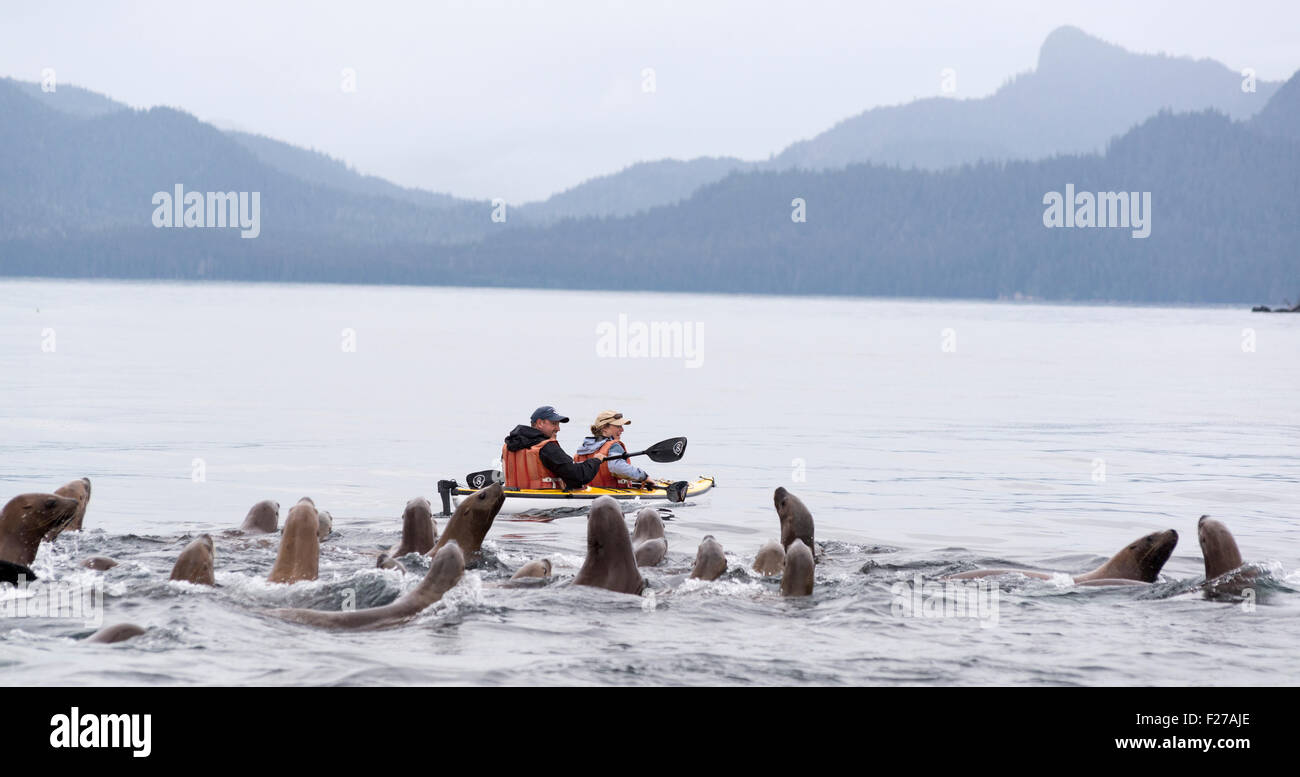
[573,439,636,488]
[501,439,562,490]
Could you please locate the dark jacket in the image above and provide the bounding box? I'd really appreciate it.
[503,425,602,490]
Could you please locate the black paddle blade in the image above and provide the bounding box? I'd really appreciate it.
[665,480,689,503]
[464,470,502,489]
[644,437,688,463]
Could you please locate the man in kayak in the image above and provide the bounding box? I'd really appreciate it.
[501,406,605,491]
[574,410,656,489]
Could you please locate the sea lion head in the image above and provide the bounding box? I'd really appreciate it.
[403,497,433,533]
[2,493,80,563]
[316,510,333,540]
[431,482,505,559]
[55,477,92,504]
[631,506,665,543]
[773,486,815,552]
[170,533,216,585]
[46,478,93,541]
[458,482,504,535]
[86,623,147,644]
[574,496,645,594]
[267,500,320,583]
[396,497,437,554]
[81,556,119,571]
[781,538,815,596]
[586,497,627,559]
[752,539,786,576]
[1198,516,1244,580]
[240,499,280,534]
[511,557,552,580]
[1103,529,1179,583]
[424,540,466,597]
[464,481,505,517]
[689,535,727,581]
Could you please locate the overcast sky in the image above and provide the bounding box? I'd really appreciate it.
[3,1,1298,202]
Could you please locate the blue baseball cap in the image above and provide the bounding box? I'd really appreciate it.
[530,405,570,423]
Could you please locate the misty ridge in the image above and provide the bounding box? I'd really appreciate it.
[0,25,1296,303]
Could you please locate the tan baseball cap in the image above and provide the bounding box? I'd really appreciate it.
[593,410,630,427]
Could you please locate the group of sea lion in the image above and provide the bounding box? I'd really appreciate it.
[943,516,1257,595]
[0,475,1266,645]
[541,487,821,597]
[0,479,508,641]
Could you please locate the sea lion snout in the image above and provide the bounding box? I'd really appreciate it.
[1132,529,1178,582]
[41,495,80,526]
[476,481,506,511]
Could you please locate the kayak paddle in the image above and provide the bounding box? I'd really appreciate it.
[603,436,687,463]
[463,470,502,489]
[665,480,689,503]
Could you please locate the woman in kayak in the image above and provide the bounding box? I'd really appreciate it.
[574,410,656,489]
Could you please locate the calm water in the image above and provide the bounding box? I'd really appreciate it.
[2,278,1298,686]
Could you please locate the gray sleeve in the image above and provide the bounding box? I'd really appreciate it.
[606,442,647,481]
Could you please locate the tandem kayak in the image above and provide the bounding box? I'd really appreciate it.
[444,476,716,514]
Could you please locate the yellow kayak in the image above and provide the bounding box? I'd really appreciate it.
[451,476,716,514]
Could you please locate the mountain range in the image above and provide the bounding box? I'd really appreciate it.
[0,26,1295,303]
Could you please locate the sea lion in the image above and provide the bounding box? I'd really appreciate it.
[781,539,814,596]
[0,493,80,566]
[631,507,667,567]
[46,477,92,540]
[239,499,279,534]
[1,560,36,585]
[170,534,215,585]
[86,623,147,644]
[316,510,334,540]
[574,496,645,595]
[430,482,505,560]
[511,558,552,579]
[690,535,727,581]
[752,540,785,576]
[376,553,407,574]
[389,497,437,557]
[267,498,320,583]
[1198,515,1257,594]
[80,556,119,571]
[944,529,1179,585]
[774,487,814,556]
[269,541,465,630]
